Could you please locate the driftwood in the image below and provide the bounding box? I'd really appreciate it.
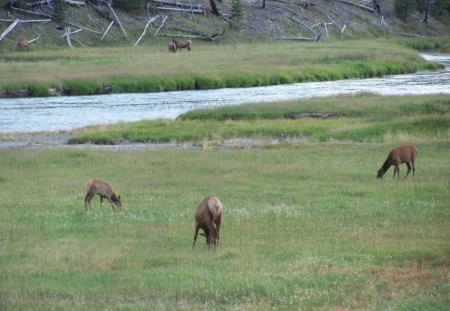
[64,26,73,48]
[11,7,53,18]
[64,0,87,6]
[0,19,52,23]
[153,0,204,10]
[101,21,114,40]
[134,15,160,46]
[0,20,21,43]
[154,15,168,37]
[27,0,86,6]
[157,7,204,14]
[157,33,215,41]
[65,21,104,35]
[312,22,333,39]
[100,0,128,39]
[28,36,41,44]
[275,35,316,42]
[61,28,83,38]
[335,0,375,13]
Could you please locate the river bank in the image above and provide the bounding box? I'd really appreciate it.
[0,39,446,99]
[1,93,448,150]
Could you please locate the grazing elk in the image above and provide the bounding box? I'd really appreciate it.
[377,145,418,179]
[84,179,121,211]
[192,196,223,250]
[17,37,28,48]
[172,38,191,52]
[168,40,176,53]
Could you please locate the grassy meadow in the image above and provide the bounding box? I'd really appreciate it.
[1,93,449,310]
[0,39,445,96]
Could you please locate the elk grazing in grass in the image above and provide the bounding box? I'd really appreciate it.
[192,196,223,250]
[17,37,28,48]
[172,38,191,52]
[377,145,418,179]
[84,179,121,211]
[168,41,176,53]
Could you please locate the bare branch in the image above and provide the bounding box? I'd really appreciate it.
[0,20,21,43]
[134,15,160,47]
[154,16,168,37]
[101,21,114,41]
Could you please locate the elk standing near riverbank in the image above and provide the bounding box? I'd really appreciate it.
[84,179,121,211]
[192,196,222,250]
[377,145,418,179]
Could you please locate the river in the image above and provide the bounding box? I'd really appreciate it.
[0,53,449,134]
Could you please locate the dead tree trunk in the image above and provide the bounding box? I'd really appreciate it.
[424,0,434,24]
[209,0,220,16]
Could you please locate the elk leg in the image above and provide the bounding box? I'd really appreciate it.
[215,215,222,247]
[208,225,218,251]
[192,225,200,249]
[393,164,400,179]
[411,160,415,177]
[84,192,94,210]
[106,197,115,211]
[100,195,104,207]
[405,162,411,178]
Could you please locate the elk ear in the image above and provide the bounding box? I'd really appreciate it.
[118,194,121,200]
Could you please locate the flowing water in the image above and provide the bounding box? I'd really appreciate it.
[0,54,448,134]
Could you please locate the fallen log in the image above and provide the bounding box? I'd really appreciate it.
[101,21,114,40]
[100,0,128,39]
[0,19,21,43]
[153,0,204,10]
[134,15,160,46]
[335,0,375,13]
[10,7,53,18]
[157,7,204,14]
[154,15,168,37]
[157,33,216,41]
[274,35,316,41]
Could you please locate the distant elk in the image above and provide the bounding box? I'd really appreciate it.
[17,37,28,48]
[172,38,191,52]
[168,40,176,53]
[192,196,223,250]
[377,145,418,179]
[84,179,121,211]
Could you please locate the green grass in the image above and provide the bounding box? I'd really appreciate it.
[0,40,443,96]
[68,94,450,145]
[0,142,448,310]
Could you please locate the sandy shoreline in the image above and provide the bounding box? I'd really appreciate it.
[0,132,296,151]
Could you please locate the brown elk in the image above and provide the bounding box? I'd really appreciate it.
[84,179,121,211]
[377,145,418,179]
[17,37,28,48]
[168,41,176,53]
[192,196,223,250]
[172,39,191,52]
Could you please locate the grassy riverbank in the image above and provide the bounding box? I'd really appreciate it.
[0,141,448,310]
[68,93,450,145]
[0,39,445,97]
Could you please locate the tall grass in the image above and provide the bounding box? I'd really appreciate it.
[68,94,450,145]
[0,142,448,310]
[0,40,442,96]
